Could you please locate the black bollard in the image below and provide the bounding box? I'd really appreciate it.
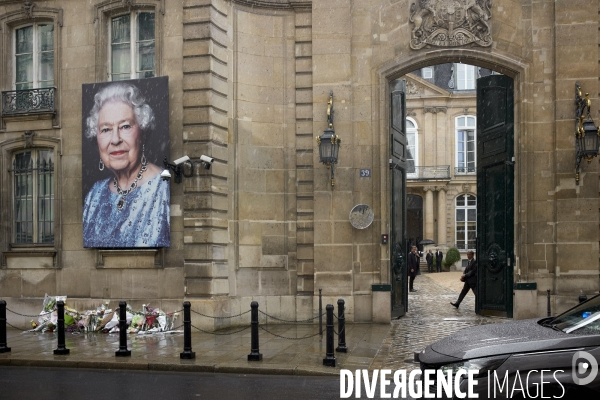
[579,293,588,303]
[115,301,131,357]
[322,304,336,367]
[0,300,11,353]
[53,301,70,355]
[336,299,347,353]
[319,289,323,336]
[180,301,195,359]
[248,301,262,361]
[547,289,551,317]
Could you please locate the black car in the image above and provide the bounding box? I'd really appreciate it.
[418,294,600,399]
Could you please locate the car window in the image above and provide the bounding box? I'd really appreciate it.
[551,295,600,334]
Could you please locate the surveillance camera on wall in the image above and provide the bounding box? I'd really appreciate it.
[200,155,214,170]
[160,169,172,181]
[200,155,214,164]
[173,155,190,165]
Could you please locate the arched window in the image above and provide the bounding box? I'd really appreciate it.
[455,115,476,174]
[456,194,476,251]
[407,117,418,176]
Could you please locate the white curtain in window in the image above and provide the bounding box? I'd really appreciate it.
[456,64,475,90]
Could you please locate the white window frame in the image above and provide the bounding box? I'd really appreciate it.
[455,115,477,174]
[108,11,155,81]
[12,22,55,90]
[406,117,418,178]
[456,63,475,90]
[422,67,433,79]
[455,194,477,251]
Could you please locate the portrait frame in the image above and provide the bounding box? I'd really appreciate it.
[81,76,170,248]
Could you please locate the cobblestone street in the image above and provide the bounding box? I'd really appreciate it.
[372,272,507,371]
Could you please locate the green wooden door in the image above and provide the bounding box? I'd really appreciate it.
[390,80,408,318]
[476,75,514,318]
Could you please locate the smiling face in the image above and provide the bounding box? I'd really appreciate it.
[96,101,142,174]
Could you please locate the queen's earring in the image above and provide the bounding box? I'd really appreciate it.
[99,159,105,171]
[141,144,147,165]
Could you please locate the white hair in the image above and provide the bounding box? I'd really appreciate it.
[85,83,155,140]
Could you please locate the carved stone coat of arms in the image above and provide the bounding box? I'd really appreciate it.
[409,0,492,50]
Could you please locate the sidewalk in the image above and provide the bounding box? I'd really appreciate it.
[0,273,504,376]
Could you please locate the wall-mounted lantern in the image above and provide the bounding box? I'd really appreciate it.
[575,82,600,185]
[316,91,341,188]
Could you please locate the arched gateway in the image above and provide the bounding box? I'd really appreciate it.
[380,51,526,319]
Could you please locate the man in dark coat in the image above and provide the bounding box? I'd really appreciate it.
[435,247,443,272]
[426,250,433,273]
[451,250,477,308]
[408,246,420,292]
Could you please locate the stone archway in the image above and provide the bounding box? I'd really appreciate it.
[377,49,529,317]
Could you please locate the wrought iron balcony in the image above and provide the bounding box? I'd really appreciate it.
[454,166,476,175]
[407,165,450,180]
[2,87,56,116]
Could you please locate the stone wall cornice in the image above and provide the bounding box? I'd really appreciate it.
[231,0,311,10]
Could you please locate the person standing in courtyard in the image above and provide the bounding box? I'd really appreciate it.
[408,246,420,292]
[435,247,443,272]
[451,250,477,309]
[426,249,433,273]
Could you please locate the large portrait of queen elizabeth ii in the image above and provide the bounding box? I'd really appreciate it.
[81,77,170,248]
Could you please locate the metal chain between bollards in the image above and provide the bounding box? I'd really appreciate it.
[6,308,53,318]
[191,324,250,335]
[333,327,345,336]
[191,309,251,319]
[259,310,325,323]
[5,321,29,332]
[258,325,323,340]
[332,312,345,320]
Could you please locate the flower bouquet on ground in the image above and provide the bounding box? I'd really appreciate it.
[28,297,179,335]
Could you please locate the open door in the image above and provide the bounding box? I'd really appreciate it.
[476,74,514,318]
[390,80,408,318]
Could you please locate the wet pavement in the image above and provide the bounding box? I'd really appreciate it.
[373,271,505,372]
[1,272,506,376]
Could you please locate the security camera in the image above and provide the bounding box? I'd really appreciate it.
[160,169,172,181]
[200,155,214,164]
[173,155,190,165]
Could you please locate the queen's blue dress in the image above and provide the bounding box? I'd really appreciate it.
[83,174,170,247]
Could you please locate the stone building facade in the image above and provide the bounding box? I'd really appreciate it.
[0,0,598,325]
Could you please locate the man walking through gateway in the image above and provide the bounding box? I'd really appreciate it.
[451,250,477,309]
[408,246,420,292]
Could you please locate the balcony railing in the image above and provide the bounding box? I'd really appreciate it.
[407,165,450,180]
[455,166,476,175]
[2,87,56,116]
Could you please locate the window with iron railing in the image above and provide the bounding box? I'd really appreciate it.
[15,23,54,90]
[406,165,451,180]
[11,150,55,244]
[2,23,56,117]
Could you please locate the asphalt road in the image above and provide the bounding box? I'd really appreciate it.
[0,366,359,400]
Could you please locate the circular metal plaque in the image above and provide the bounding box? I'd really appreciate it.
[349,204,374,229]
